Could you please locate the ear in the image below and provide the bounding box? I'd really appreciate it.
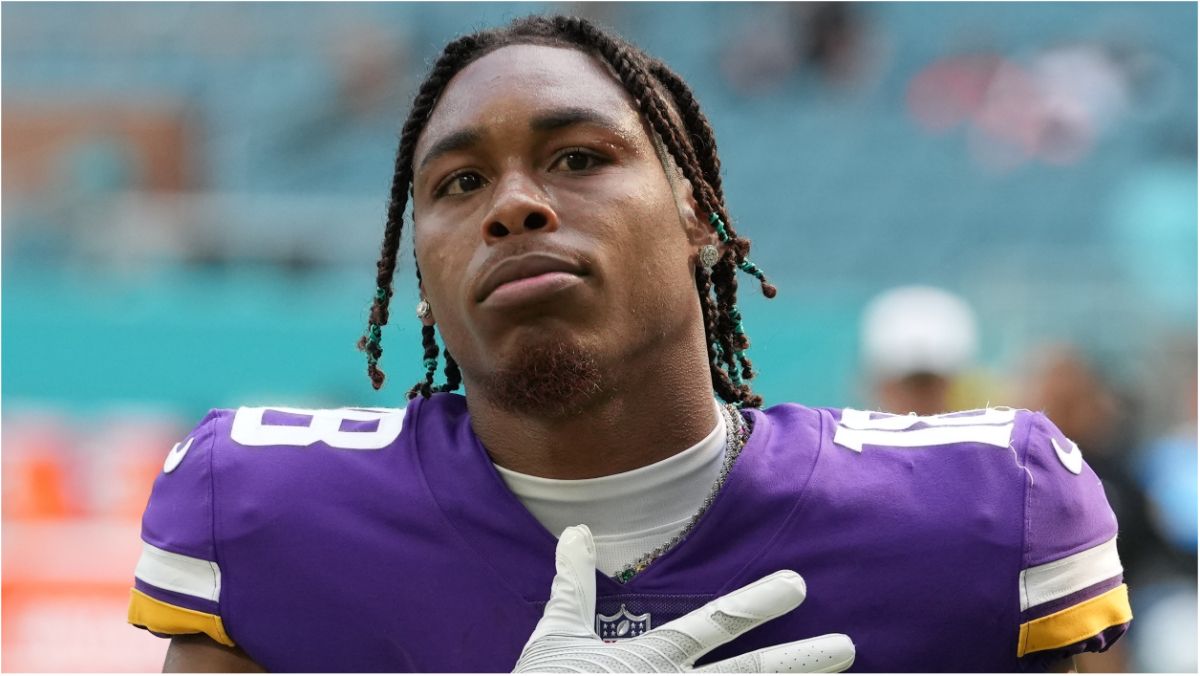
[671,171,718,249]
[417,283,437,326]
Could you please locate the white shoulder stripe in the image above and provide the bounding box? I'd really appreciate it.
[134,541,221,602]
[1019,536,1122,611]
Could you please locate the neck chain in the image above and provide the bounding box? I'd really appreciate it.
[614,403,751,583]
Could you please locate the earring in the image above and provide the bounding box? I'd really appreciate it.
[416,300,432,320]
[699,244,719,272]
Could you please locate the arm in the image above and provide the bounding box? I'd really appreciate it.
[164,635,265,673]
[1045,656,1077,673]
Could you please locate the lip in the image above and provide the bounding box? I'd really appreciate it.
[475,252,587,304]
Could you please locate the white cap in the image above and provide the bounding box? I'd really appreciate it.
[860,286,979,379]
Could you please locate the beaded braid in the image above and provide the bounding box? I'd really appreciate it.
[694,266,743,403]
[357,34,483,395]
[639,52,773,405]
[358,15,776,408]
[413,325,440,399]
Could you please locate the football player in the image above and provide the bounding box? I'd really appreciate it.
[128,15,1131,672]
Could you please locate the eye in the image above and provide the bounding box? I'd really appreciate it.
[437,172,486,197]
[551,150,604,172]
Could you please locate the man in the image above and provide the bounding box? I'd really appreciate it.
[859,285,980,416]
[127,16,1130,672]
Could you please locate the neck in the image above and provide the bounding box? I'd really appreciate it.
[466,333,719,479]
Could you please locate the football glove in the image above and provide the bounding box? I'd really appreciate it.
[514,525,855,673]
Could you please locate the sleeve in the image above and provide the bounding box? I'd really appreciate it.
[127,409,236,647]
[1014,411,1132,665]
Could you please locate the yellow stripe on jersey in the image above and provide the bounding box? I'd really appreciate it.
[1017,584,1131,657]
[127,588,235,647]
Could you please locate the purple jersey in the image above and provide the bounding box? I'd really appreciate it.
[128,395,1130,671]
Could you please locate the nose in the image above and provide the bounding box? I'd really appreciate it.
[480,171,559,243]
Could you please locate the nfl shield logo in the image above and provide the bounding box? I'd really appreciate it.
[596,604,651,641]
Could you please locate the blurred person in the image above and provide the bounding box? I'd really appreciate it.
[719,3,877,96]
[859,285,980,416]
[1018,344,1181,673]
[1136,367,1197,560]
[1126,338,1197,673]
[126,16,1129,672]
[1020,344,1179,581]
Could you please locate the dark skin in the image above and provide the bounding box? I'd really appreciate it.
[162,44,1076,672]
[410,44,718,479]
[162,634,263,672]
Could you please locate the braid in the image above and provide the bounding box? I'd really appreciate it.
[441,350,462,393]
[358,35,484,391]
[695,265,740,403]
[359,15,776,408]
[648,60,725,203]
[407,325,441,400]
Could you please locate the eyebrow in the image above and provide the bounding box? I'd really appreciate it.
[529,107,624,133]
[416,107,627,171]
[417,128,483,171]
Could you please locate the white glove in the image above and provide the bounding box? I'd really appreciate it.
[514,525,855,673]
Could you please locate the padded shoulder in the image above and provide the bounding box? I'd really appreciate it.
[1015,412,1129,659]
[140,408,229,561]
[130,409,234,646]
[129,404,412,647]
[822,406,1130,660]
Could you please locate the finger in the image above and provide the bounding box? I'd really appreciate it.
[658,570,807,661]
[693,634,855,673]
[525,525,599,645]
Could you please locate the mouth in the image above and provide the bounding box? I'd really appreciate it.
[476,252,588,307]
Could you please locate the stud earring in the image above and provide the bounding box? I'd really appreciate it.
[699,244,720,273]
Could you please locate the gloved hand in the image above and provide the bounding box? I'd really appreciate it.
[514,525,855,673]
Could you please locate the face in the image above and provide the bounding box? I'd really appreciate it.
[411,44,708,400]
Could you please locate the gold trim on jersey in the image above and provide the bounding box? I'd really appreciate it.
[1017,584,1131,657]
[127,588,235,647]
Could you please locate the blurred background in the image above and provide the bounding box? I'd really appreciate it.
[1,2,1195,671]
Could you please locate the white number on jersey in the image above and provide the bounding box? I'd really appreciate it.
[834,407,1017,452]
[229,407,405,450]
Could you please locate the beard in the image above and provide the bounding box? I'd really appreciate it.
[473,339,606,417]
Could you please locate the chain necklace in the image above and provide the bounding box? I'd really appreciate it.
[613,403,751,583]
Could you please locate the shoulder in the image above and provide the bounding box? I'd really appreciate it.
[1012,411,1130,660]
[194,394,472,459]
[129,396,447,648]
[806,405,1129,659]
[137,394,469,551]
[813,405,1123,557]
[744,403,1030,471]
[823,405,1027,453]
[755,403,1049,449]
[222,404,408,452]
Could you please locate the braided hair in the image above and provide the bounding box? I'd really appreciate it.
[358,15,776,407]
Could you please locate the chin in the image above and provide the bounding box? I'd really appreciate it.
[476,338,607,417]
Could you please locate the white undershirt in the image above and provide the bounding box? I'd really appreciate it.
[495,400,727,576]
